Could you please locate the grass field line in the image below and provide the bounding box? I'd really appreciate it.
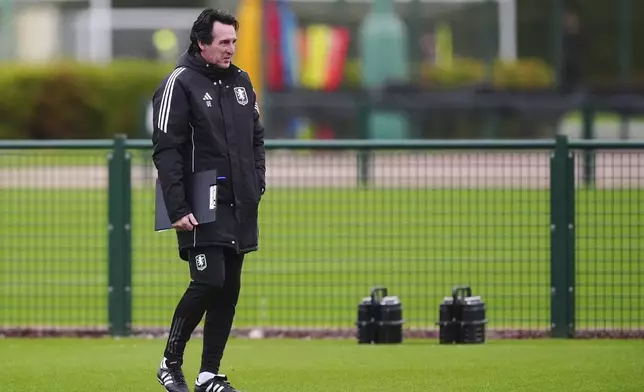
[0,152,643,189]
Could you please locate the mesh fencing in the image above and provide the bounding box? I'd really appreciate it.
[130,148,552,338]
[574,150,644,338]
[0,149,110,336]
[129,151,186,333]
[1,144,642,339]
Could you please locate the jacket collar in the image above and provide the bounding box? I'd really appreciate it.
[176,50,239,81]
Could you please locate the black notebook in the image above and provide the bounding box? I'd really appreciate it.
[154,169,219,232]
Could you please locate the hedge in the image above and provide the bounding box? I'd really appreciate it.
[0,60,173,140]
[343,57,554,89]
[0,58,554,139]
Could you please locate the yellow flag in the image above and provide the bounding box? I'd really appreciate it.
[301,24,331,90]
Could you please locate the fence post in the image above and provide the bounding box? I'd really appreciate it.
[581,101,596,187]
[618,0,632,140]
[550,135,576,338]
[357,98,371,187]
[550,0,563,89]
[107,134,132,336]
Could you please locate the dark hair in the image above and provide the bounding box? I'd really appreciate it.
[188,8,239,55]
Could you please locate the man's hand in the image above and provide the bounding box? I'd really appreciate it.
[172,213,199,231]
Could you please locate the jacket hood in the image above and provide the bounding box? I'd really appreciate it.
[176,50,238,80]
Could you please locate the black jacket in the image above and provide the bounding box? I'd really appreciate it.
[151,51,266,257]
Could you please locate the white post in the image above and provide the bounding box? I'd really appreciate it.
[15,3,60,62]
[498,0,516,61]
[88,0,113,63]
[75,11,89,61]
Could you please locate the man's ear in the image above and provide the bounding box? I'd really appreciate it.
[198,40,207,51]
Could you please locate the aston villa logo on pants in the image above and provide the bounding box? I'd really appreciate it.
[234,87,248,106]
[195,254,207,271]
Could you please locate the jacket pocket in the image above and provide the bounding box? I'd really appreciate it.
[253,171,263,202]
[204,157,233,203]
[215,177,234,203]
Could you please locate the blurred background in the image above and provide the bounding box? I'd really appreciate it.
[1,0,643,142]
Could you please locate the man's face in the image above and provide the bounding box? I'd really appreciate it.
[199,21,237,68]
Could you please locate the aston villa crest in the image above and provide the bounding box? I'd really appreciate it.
[233,87,248,106]
[195,254,207,271]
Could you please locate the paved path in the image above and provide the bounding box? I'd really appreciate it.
[0,151,642,189]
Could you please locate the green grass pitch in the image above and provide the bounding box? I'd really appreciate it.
[2,338,644,392]
[1,183,642,332]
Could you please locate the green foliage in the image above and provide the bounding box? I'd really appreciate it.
[0,57,553,139]
[343,57,554,89]
[517,0,644,86]
[0,60,174,139]
[419,57,555,89]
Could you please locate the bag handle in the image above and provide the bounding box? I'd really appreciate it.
[370,286,388,305]
[452,285,472,302]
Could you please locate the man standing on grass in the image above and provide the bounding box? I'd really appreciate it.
[150,8,266,392]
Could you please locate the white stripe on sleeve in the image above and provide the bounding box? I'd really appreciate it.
[158,67,186,133]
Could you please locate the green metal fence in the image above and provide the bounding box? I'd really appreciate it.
[0,136,642,339]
